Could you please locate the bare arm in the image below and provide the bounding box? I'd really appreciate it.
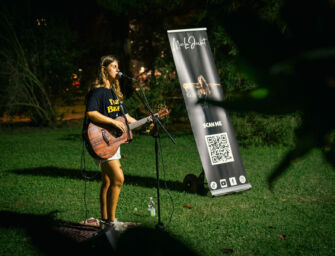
[125,113,137,123]
[86,111,126,132]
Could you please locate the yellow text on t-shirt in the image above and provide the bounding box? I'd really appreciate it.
[107,99,120,113]
[109,99,119,105]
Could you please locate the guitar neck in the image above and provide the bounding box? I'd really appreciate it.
[129,115,152,130]
[127,108,169,130]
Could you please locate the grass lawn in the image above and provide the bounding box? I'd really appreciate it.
[0,123,334,255]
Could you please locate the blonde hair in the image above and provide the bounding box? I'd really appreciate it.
[92,55,123,101]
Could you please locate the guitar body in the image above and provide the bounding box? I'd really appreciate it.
[85,116,133,160]
[83,107,169,160]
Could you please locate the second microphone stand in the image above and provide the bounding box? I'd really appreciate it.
[123,73,175,229]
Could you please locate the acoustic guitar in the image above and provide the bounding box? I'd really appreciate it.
[83,107,169,159]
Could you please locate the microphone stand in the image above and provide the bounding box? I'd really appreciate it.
[121,73,175,230]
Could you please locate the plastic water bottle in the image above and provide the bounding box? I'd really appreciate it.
[148,197,156,217]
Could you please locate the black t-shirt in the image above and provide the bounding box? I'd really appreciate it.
[86,87,127,119]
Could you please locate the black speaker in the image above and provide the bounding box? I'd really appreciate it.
[82,226,117,254]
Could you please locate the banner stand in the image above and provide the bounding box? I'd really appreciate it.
[167,28,251,196]
[183,168,206,194]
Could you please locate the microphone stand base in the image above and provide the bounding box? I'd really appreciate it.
[155,222,165,230]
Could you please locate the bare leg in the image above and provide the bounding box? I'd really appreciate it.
[100,167,110,221]
[100,159,124,221]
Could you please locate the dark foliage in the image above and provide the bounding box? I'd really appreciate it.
[200,0,335,187]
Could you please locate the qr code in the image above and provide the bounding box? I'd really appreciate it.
[205,132,234,165]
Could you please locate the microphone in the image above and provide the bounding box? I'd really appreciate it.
[117,72,136,81]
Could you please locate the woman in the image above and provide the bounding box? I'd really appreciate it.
[85,55,137,229]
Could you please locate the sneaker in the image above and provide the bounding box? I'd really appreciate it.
[109,219,141,233]
[110,219,128,232]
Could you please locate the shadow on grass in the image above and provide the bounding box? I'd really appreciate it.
[12,166,193,194]
[58,128,194,142]
[0,210,103,255]
[60,133,82,141]
[0,210,199,256]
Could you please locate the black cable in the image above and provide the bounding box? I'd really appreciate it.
[80,139,89,221]
[158,135,175,228]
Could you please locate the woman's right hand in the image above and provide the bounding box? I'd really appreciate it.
[113,120,126,133]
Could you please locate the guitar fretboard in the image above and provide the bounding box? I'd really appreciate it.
[129,116,150,130]
[128,109,168,130]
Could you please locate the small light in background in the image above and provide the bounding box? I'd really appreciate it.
[139,66,145,74]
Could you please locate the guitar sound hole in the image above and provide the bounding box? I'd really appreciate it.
[112,129,123,137]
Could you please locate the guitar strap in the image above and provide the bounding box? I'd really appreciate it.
[110,87,132,142]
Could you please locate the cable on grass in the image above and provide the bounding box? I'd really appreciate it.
[158,136,175,228]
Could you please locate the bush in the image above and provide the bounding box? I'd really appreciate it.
[125,56,187,123]
[231,111,301,147]
[0,2,81,126]
[125,54,300,147]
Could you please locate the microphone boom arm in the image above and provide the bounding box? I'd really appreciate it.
[118,71,175,144]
